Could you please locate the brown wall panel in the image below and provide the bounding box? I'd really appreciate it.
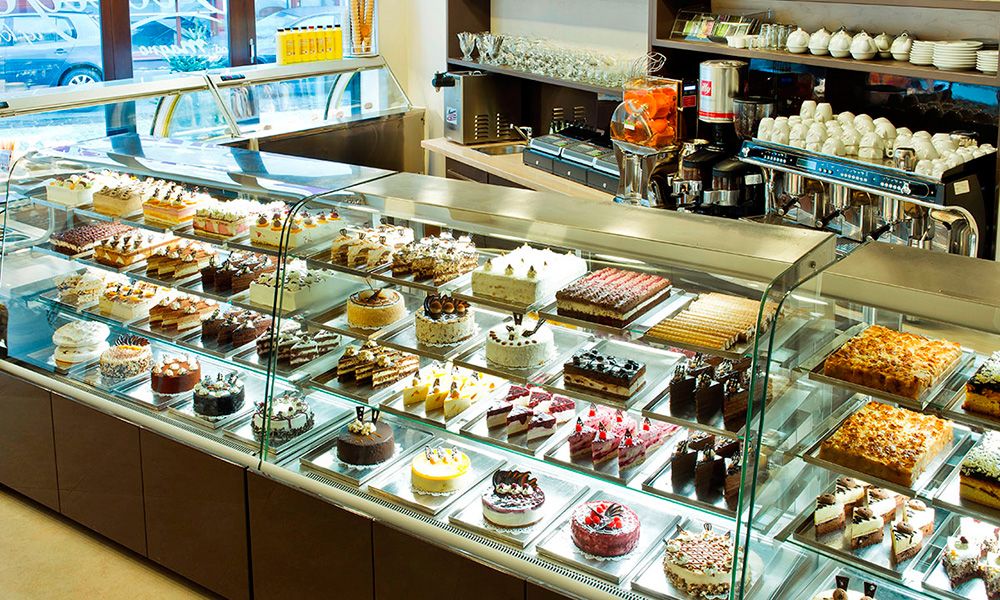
[0,373,59,511]
[373,522,525,600]
[141,431,251,600]
[51,395,146,555]
[527,582,572,600]
[248,471,374,600]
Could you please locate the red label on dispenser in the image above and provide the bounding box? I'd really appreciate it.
[700,80,712,96]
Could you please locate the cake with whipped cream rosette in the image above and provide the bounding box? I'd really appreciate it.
[471,244,587,305]
[336,407,395,466]
[662,523,735,599]
[251,390,315,443]
[249,266,338,312]
[46,171,113,207]
[482,469,545,528]
[570,500,641,557]
[415,293,475,345]
[485,314,555,369]
[193,371,245,418]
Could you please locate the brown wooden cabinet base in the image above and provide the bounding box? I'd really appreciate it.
[373,521,525,600]
[51,394,145,555]
[141,431,251,600]
[527,582,572,600]
[0,373,59,511]
[248,471,374,600]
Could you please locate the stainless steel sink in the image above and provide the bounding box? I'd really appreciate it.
[473,144,527,156]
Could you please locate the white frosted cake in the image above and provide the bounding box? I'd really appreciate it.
[471,244,586,305]
[249,267,337,312]
[46,172,110,207]
[485,317,555,369]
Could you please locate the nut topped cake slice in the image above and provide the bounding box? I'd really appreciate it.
[818,401,953,486]
[823,324,963,400]
[555,267,670,327]
[662,523,734,599]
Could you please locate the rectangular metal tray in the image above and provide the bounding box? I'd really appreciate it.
[801,402,971,498]
[790,482,946,580]
[224,395,351,460]
[640,434,736,518]
[177,280,249,304]
[307,344,431,405]
[801,323,976,411]
[379,375,503,432]
[118,377,187,412]
[540,338,685,410]
[177,329,257,360]
[630,519,766,600]
[130,318,202,344]
[73,363,149,394]
[299,419,433,487]
[379,306,505,363]
[939,354,997,430]
[922,514,993,600]
[448,470,589,549]
[309,286,421,341]
[167,397,254,431]
[543,415,683,486]
[232,337,342,382]
[535,489,679,585]
[933,442,1000,524]
[638,291,759,361]
[367,262,476,295]
[239,271,368,320]
[367,439,505,516]
[536,284,675,337]
[454,322,593,385]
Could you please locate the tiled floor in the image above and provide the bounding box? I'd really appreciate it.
[0,486,215,599]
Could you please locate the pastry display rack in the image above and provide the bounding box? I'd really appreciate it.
[0,135,839,600]
[744,242,1000,600]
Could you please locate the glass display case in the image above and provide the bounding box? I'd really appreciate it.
[0,58,412,159]
[0,135,845,599]
[747,242,1000,599]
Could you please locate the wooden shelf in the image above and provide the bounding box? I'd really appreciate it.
[652,38,1000,87]
[447,58,624,97]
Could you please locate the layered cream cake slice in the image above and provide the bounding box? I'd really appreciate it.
[964,352,1000,417]
[849,506,884,549]
[814,493,846,535]
[891,513,924,564]
[961,430,1000,511]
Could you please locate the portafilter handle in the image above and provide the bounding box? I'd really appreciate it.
[893,147,917,172]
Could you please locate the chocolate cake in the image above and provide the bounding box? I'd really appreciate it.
[201,251,275,292]
[555,267,670,327]
[193,372,245,418]
[151,355,201,395]
[669,363,697,413]
[50,221,133,255]
[722,375,750,432]
[695,373,724,423]
[695,449,725,498]
[563,349,645,399]
[671,439,698,487]
[337,407,395,466]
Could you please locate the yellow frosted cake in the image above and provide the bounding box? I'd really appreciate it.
[411,446,470,494]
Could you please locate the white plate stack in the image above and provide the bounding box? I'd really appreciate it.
[932,40,982,70]
[909,41,936,66]
[977,49,999,73]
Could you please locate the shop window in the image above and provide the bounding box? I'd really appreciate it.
[0,9,104,90]
[254,0,341,63]
[130,0,231,74]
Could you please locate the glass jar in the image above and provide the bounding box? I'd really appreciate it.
[343,0,378,57]
[610,76,681,150]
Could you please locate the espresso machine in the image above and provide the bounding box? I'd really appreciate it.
[739,139,997,259]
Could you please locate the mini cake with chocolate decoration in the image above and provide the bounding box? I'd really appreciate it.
[415,293,475,345]
[482,469,546,528]
[411,446,470,494]
[570,500,641,557]
[811,576,876,600]
[193,371,245,418]
[346,287,407,329]
[662,523,734,599]
[337,407,395,466]
[251,390,314,443]
[150,354,201,395]
[563,349,645,399]
[485,314,555,369]
[99,335,152,379]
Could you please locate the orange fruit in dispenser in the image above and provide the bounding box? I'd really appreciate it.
[648,117,668,135]
[651,89,673,118]
[625,89,656,116]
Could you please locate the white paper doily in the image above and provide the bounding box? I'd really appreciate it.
[333,444,402,471]
[411,486,459,498]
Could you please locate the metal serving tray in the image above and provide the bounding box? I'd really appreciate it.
[540,338,685,410]
[367,439,505,516]
[535,282,675,337]
[130,318,202,344]
[118,377,187,412]
[168,396,254,431]
[224,395,351,460]
[177,328,257,360]
[790,482,946,580]
[73,363,149,394]
[800,323,976,411]
[922,514,994,600]
[299,418,433,487]
[933,438,1000,524]
[630,519,766,600]
[307,343,431,405]
[448,469,589,549]
[232,335,342,381]
[535,489,679,585]
[238,270,368,320]
[544,414,683,486]
[366,260,477,295]
[454,321,593,385]
[640,433,737,518]
[801,401,971,498]
[124,261,202,290]
[379,372,505,431]
[177,280,250,304]
[379,306,505,363]
[309,285,421,341]
[23,346,96,376]
[938,354,996,430]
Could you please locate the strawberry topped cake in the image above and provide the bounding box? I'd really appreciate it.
[570,500,641,557]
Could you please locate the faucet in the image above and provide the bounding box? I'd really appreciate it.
[509,124,533,143]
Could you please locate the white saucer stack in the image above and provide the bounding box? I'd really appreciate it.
[932,40,982,70]
[977,50,999,73]
[909,40,936,66]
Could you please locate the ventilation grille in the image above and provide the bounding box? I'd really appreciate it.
[473,113,492,141]
[573,106,587,122]
[303,472,646,600]
[496,112,514,140]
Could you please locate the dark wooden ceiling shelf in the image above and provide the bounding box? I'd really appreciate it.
[652,38,1000,87]
[763,0,1000,10]
[447,58,624,97]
